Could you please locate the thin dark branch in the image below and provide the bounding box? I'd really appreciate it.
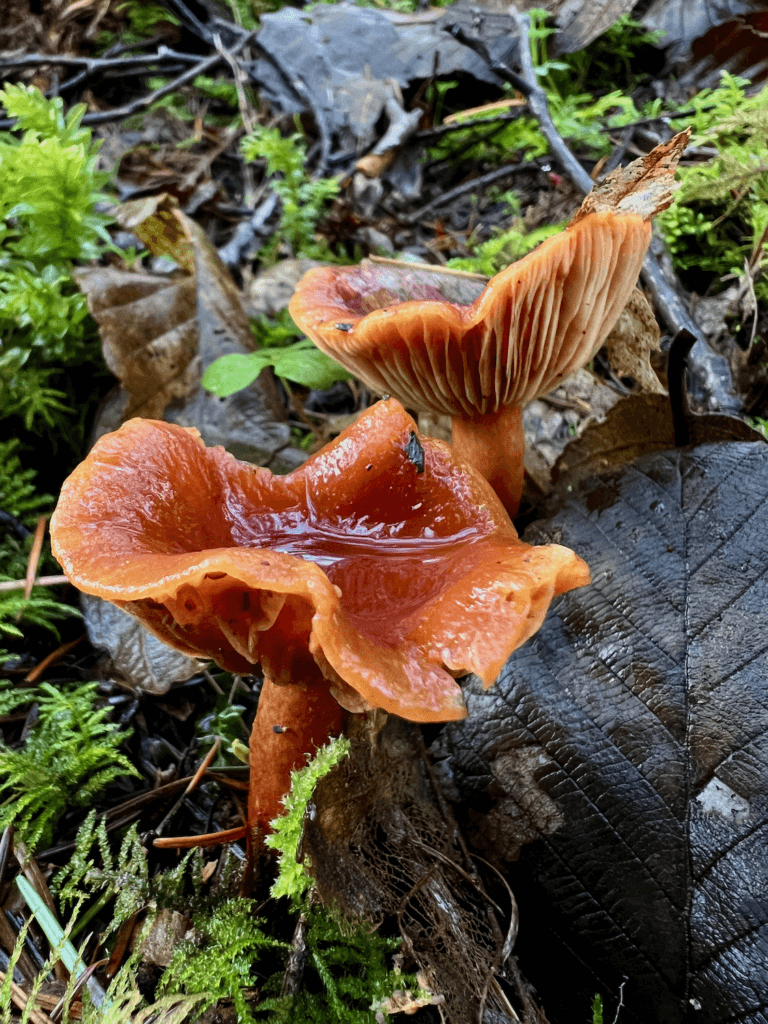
[416,108,526,144]
[0,32,257,131]
[452,12,594,191]
[405,161,542,224]
[218,189,279,267]
[163,0,215,45]
[421,115,532,175]
[0,48,202,74]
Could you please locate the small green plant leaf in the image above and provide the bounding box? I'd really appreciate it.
[201,351,274,397]
[270,341,353,390]
[202,341,353,397]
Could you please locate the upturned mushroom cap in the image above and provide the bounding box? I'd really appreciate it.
[290,211,649,417]
[288,133,689,418]
[51,400,589,722]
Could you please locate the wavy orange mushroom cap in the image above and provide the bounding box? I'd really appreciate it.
[51,399,589,833]
[289,134,688,514]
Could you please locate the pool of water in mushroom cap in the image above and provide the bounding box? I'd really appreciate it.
[219,479,503,640]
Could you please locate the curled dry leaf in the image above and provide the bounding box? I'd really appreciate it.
[553,392,765,490]
[116,193,196,273]
[604,287,665,395]
[643,0,768,66]
[75,266,199,422]
[552,393,674,486]
[81,594,203,696]
[78,194,291,464]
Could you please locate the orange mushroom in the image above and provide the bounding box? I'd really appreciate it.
[51,400,589,840]
[289,135,688,513]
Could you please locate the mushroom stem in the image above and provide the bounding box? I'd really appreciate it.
[450,404,525,515]
[247,674,346,841]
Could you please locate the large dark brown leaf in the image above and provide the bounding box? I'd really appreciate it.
[433,441,768,1024]
[643,0,767,62]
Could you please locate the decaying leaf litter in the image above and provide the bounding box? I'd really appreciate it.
[1,0,767,1021]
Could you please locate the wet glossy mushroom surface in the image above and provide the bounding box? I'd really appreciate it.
[289,211,652,416]
[51,400,589,722]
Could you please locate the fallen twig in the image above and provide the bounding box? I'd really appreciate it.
[0,48,205,120]
[416,109,527,145]
[151,737,222,840]
[0,969,55,1024]
[0,48,202,74]
[450,13,593,191]
[24,634,86,685]
[0,31,257,130]
[0,575,69,592]
[369,254,487,281]
[218,190,279,268]
[405,161,541,224]
[22,516,46,603]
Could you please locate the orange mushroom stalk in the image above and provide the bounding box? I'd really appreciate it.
[289,134,688,513]
[51,400,589,839]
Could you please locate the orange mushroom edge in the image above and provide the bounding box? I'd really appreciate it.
[288,131,690,515]
[50,399,590,840]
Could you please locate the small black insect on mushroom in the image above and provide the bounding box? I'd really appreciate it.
[405,430,425,474]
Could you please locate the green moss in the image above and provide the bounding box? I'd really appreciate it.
[241,125,341,261]
[447,219,565,275]
[158,898,289,1024]
[266,736,352,905]
[0,83,110,441]
[660,75,768,301]
[0,681,138,851]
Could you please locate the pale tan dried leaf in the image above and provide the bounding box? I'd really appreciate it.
[605,287,666,395]
[75,267,199,420]
[116,193,195,273]
[552,394,676,486]
[79,200,292,464]
[573,129,691,223]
